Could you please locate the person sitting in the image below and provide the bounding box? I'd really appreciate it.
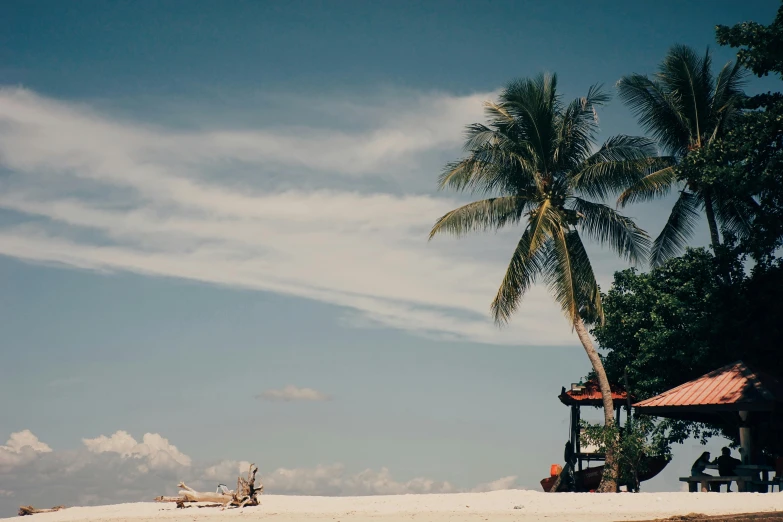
[690,451,714,492]
[713,447,742,492]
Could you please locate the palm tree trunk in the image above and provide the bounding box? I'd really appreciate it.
[573,316,618,493]
[703,190,721,250]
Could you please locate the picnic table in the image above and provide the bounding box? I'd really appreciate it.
[682,463,778,492]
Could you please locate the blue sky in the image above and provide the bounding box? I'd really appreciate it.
[0,0,780,512]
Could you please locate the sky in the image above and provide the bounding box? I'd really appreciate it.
[0,0,780,514]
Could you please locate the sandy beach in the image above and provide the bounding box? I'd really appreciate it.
[5,491,782,522]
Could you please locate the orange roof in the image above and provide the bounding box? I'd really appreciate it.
[633,361,783,412]
[558,380,631,407]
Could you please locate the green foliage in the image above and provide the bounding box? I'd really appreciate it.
[588,247,783,451]
[716,1,783,79]
[580,416,671,491]
[676,97,783,262]
[430,73,655,326]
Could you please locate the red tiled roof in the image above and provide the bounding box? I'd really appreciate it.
[558,380,631,407]
[633,361,783,410]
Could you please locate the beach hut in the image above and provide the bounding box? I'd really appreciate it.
[633,361,783,491]
[540,380,669,492]
[633,361,783,462]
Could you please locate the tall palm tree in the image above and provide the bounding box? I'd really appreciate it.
[616,44,752,266]
[429,73,656,492]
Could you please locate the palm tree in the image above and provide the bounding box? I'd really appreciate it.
[616,44,752,266]
[429,73,656,492]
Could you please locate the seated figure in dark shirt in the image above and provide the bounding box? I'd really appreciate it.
[713,447,742,492]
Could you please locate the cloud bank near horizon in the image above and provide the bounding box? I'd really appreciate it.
[0,86,594,346]
[0,429,519,515]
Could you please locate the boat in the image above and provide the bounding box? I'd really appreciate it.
[539,380,670,492]
[540,454,670,492]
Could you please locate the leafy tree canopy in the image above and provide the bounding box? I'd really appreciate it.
[676,98,783,262]
[588,247,783,452]
[716,2,783,79]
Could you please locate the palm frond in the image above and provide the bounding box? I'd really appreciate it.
[658,44,712,147]
[429,196,533,239]
[490,215,553,325]
[708,60,748,143]
[498,74,561,173]
[553,84,611,170]
[616,73,691,156]
[712,192,758,240]
[541,227,603,324]
[616,166,678,207]
[564,230,604,325]
[461,123,502,151]
[570,135,667,200]
[569,197,651,265]
[544,225,578,322]
[650,190,701,267]
[437,146,539,196]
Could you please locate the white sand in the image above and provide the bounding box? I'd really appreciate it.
[5,491,782,522]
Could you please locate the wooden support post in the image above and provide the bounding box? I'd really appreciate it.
[575,405,582,472]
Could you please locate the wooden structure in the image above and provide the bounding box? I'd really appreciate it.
[540,380,669,492]
[558,380,631,473]
[634,361,783,466]
[634,361,783,492]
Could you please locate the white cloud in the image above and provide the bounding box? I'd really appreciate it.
[470,475,519,492]
[262,464,458,496]
[0,86,588,346]
[1,430,52,454]
[202,460,252,481]
[82,431,192,469]
[0,430,518,516]
[0,430,52,473]
[257,385,331,402]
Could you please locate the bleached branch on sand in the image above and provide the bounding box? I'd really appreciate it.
[18,506,66,516]
[154,463,263,510]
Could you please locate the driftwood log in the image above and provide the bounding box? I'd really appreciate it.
[155,463,262,509]
[18,506,65,516]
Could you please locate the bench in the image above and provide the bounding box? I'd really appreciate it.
[750,479,782,492]
[679,476,747,492]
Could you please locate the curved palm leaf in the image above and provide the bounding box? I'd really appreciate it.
[659,44,712,147]
[490,214,554,325]
[429,196,534,239]
[708,60,748,143]
[712,192,759,240]
[565,230,604,325]
[616,74,691,156]
[438,149,535,195]
[650,190,702,267]
[569,197,651,264]
[541,227,603,324]
[570,135,665,200]
[553,84,611,170]
[617,165,678,207]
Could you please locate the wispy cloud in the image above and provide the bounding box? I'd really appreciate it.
[0,87,576,346]
[256,385,331,402]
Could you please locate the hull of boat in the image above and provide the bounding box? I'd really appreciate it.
[539,456,669,492]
